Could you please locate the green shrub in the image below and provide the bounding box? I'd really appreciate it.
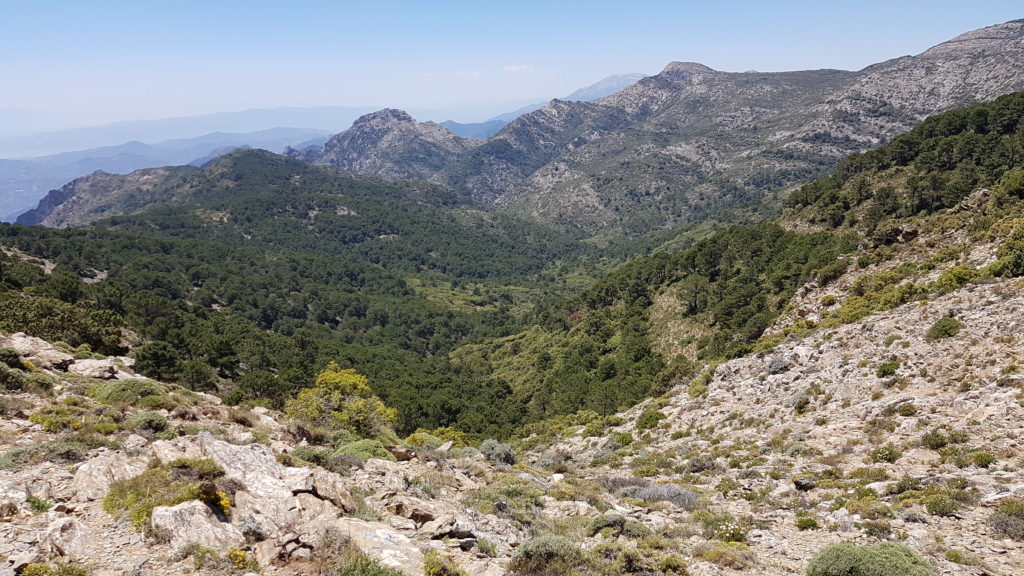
[921,429,948,450]
[924,494,959,517]
[90,379,168,406]
[0,364,26,391]
[27,496,53,513]
[333,439,395,462]
[167,458,225,481]
[334,547,404,576]
[968,451,996,468]
[480,439,516,465]
[0,434,117,471]
[796,515,820,531]
[423,550,467,576]
[988,497,1024,540]
[129,411,168,432]
[869,444,902,463]
[636,408,666,431]
[21,563,92,576]
[405,431,444,448]
[806,542,933,576]
[876,362,900,378]
[102,467,203,526]
[0,347,25,370]
[692,541,754,569]
[925,317,961,342]
[476,539,498,557]
[510,534,584,576]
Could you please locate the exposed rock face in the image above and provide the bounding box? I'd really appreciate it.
[296,109,476,181]
[329,518,424,576]
[41,518,89,557]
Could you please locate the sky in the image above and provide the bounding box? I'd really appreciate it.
[1,0,1021,131]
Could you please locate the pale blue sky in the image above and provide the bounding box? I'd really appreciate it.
[2,1,1021,128]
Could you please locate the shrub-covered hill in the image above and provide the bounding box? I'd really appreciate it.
[0,150,593,437]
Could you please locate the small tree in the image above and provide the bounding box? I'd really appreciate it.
[285,363,396,438]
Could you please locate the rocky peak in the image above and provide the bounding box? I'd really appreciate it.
[348,108,417,131]
[306,108,478,181]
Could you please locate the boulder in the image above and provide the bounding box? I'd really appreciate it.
[72,453,148,501]
[41,517,89,557]
[67,358,121,379]
[150,500,245,551]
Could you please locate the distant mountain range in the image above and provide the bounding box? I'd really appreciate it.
[19,21,1024,243]
[4,75,646,222]
[296,20,1024,238]
[441,73,647,139]
[0,128,330,221]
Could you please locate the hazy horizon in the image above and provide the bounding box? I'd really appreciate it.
[2,1,1022,137]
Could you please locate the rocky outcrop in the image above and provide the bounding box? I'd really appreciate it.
[72,453,148,501]
[150,500,245,551]
[0,333,73,370]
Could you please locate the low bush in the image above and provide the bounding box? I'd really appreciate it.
[806,542,933,576]
[480,439,516,465]
[988,497,1024,540]
[509,534,584,576]
[692,541,754,569]
[622,483,700,510]
[128,411,169,433]
[423,550,467,576]
[334,547,405,576]
[636,408,666,431]
[333,439,395,462]
[0,434,117,471]
[21,563,92,576]
[868,444,901,464]
[925,317,961,342]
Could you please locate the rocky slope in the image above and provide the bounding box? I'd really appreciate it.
[292,109,476,181]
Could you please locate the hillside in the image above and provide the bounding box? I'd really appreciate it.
[0,128,331,222]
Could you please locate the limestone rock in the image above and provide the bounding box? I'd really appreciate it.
[67,358,121,379]
[150,500,245,551]
[41,517,89,557]
[0,333,73,370]
[72,453,148,501]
